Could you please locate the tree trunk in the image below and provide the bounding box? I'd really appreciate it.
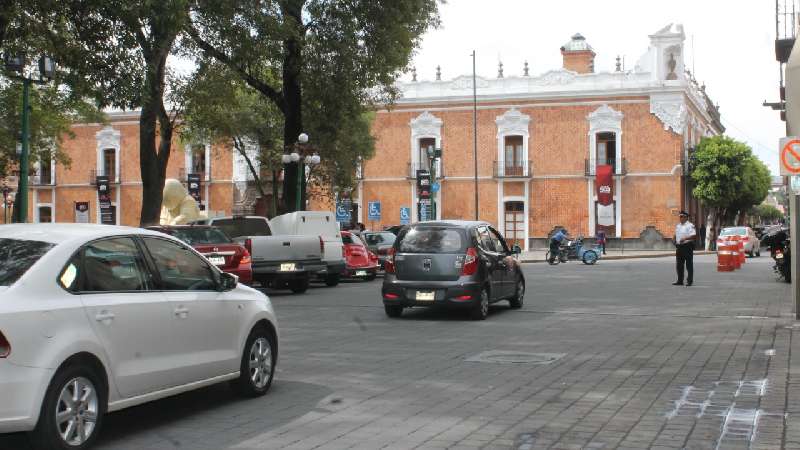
[233,137,266,198]
[138,37,176,226]
[281,1,304,212]
[704,209,716,250]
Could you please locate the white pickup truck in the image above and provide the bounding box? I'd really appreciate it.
[270,211,346,286]
[200,216,325,293]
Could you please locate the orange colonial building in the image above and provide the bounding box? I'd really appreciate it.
[355,24,724,249]
[3,111,265,226]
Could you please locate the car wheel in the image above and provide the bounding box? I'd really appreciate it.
[30,364,106,450]
[324,273,340,287]
[384,305,403,318]
[232,326,275,397]
[582,251,598,265]
[509,278,524,309]
[289,278,309,294]
[470,289,489,321]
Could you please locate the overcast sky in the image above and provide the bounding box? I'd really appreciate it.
[403,0,787,174]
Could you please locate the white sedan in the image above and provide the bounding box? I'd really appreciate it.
[0,224,278,450]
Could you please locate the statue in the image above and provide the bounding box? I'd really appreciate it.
[666,53,678,80]
[159,178,206,225]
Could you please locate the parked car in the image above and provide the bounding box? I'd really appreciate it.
[0,224,278,450]
[381,221,524,320]
[362,231,397,269]
[382,225,406,236]
[269,211,346,286]
[718,226,760,257]
[147,225,253,285]
[197,216,325,293]
[341,231,379,280]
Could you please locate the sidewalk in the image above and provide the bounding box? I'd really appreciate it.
[519,248,715,263]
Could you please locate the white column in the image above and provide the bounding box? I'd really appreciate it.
[615,178,622,238]
[588,179,595,236]
[116,186,121,225]
[497,181,503,230]
[524,181,530,251]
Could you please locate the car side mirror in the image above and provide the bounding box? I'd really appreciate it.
[511,244,522,255]
[219,272,238,291]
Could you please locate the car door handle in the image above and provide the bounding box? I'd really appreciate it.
[95,311,115,323]
[174,306,189,318]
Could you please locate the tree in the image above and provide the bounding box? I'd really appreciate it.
[690,135,771,249]
[186,0,439,211]
[752,204,784,223]
[181,62,284,215]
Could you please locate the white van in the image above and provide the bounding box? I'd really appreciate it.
[270,211,346,286]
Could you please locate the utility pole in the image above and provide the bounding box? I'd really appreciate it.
[17,78,31,223]
[471,50,479,220]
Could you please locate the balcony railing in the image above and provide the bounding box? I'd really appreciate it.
[584,158,627,176]
[407,162,444,179]
[30,173,53,186]
[89,169,119,185]
[493,161,532,178]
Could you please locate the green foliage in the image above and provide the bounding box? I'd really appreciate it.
[690,135,771,216]
[752,204,784,222]
[0,80,104,177]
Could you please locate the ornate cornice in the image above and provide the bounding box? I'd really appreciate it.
[409,111,443,137]
[587,104,623,132]
[95,126,121,150]
[650,93,687,134]
[496,108,531,136]
[531,69,577,86]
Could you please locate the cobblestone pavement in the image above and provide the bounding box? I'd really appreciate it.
[1,255,798,450]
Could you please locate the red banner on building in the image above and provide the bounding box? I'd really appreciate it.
[596,164,613,206]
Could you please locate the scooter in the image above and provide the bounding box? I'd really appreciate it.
[574,236,600,265]
[762,227,790,283]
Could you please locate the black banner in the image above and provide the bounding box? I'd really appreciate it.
[96,176,114,224]
[188,173,202,203]
[416,169,431,199]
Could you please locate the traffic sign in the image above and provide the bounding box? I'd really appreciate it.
[400,207,411,225]
[418,202,430,221]
[780,136,800,175]
[431,182,440,193]
[368,201,381,221]
[335,201,351,223]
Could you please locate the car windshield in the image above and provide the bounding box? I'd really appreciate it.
[720,227,747,236]
[0,238,56,286]
[397,227,465,253]
[364,232,396,246]
[212,218,271,238]
[171,228,232,245]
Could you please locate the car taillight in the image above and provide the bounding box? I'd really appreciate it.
[385,248,396,273]
[462,247,479,276]
[240,248,251,266]
[384,293,399,299]
[369,252,378,263]
[0,331,10,358]
[244,238,252,256]
[319,236,325,254]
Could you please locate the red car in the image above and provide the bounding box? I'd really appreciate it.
[341,231,379,280]
[147,225,253,285]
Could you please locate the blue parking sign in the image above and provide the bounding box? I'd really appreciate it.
[368,201,381,221]
[400,207,411,225]
[335,201,351,223]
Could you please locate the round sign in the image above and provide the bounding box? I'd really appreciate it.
[431,182,440,193]
[781,139,800,174]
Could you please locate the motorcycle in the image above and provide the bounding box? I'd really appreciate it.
[761,227,790,283]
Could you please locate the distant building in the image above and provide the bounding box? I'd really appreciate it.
[354,24,724,249]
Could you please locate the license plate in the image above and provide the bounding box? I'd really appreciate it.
[280,263,296,272]
[208,256,225,266]
[356,270,367,277]
[416,291,435,301]
[776,253,784,259]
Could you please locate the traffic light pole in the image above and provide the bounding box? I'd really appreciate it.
[17,78,31,223]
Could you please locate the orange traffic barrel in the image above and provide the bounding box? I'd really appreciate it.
[717,242,735,272]
[731,244,742,269]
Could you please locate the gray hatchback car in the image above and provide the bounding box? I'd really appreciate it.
[381,221,525,320]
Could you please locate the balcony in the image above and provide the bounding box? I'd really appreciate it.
[179,168,207,181]
[584,158,627,177]
[493,161,532,178]
[89,169,119,185]
[407,162,444,179]
[30,173,53,186]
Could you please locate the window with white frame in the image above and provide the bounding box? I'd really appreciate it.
[503,136,524,175]
[103,148,116,181]
[36,205,53,223]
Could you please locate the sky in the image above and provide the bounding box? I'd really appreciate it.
[403,0,788,174]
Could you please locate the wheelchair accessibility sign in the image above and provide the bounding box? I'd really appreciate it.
[335,202,351,223]
[400,207,411,225]
[368,201,381,221]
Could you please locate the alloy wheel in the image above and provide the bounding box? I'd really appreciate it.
[56,376,99,447]
[248,337,273,389]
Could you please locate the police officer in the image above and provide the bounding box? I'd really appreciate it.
[673,211,696,286]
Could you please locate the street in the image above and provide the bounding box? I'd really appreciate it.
[2,255,798,450]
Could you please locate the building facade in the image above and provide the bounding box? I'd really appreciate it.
[1,111,264,226]
[356,24,723,249]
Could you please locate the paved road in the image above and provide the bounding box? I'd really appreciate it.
[2,255,799,449]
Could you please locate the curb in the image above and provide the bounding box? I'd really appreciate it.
[520,251,716,264]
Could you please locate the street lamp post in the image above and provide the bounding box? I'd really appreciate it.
[281,133,320,212]
[3,53,56,223]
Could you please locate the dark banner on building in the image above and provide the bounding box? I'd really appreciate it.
[596,164,613,206]
[96,175,115,224]
[416,169,431,199]
[188,173,201,203]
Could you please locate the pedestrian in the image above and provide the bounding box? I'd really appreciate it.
[596,227,607,255]
[673,211,696,286]
[549,228,569,263]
